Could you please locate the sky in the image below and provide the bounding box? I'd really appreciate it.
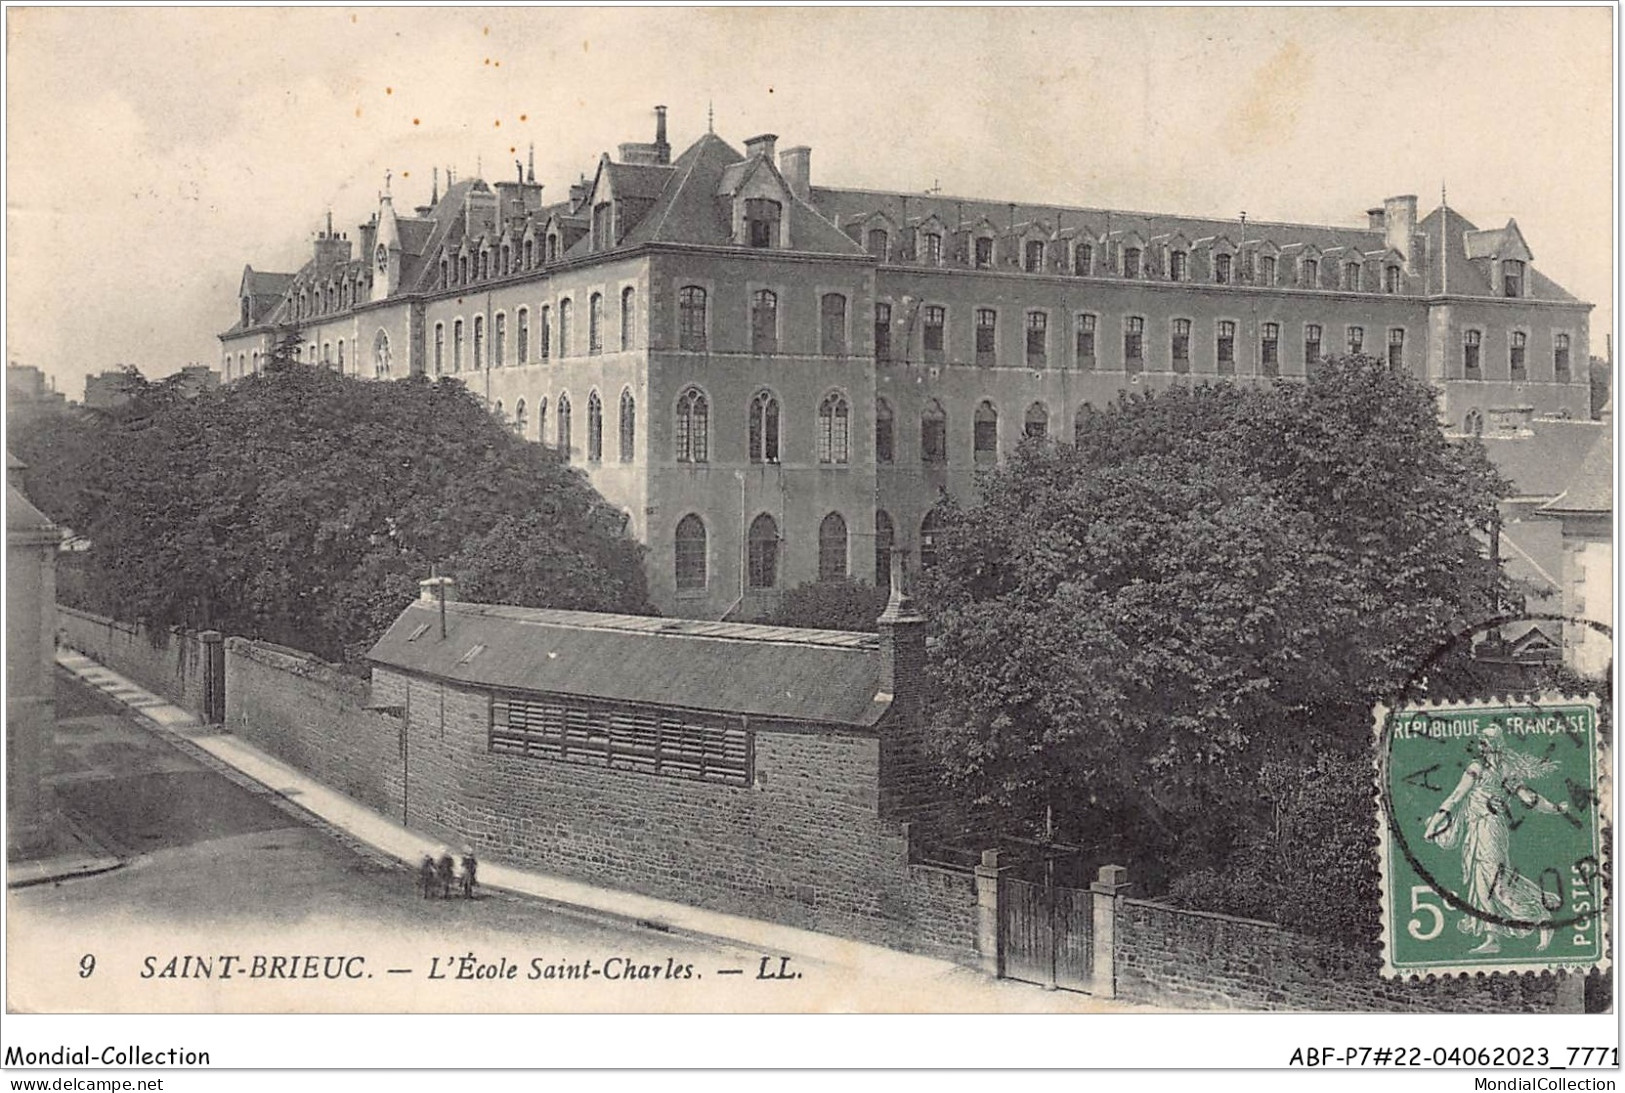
[4,6,1615,400]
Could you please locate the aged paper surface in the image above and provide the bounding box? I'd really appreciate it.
[3,4,1614,1067]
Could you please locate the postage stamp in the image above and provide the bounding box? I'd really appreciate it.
[1374,694,1609,979]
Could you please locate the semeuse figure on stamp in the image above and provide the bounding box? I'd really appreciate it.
[1424,725,1571,954]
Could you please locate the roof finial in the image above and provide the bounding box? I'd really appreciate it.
[707,99,714,134]
[431,167,439,205]
[1441,180,1448,208]
[383,169,392,196]
[527,143,535,184]
[476,154,482,178]
[326,209,333,237]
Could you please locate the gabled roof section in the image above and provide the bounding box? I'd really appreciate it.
[240,267,295,297]
[369,600,889,726]
[1464,218,1533,262]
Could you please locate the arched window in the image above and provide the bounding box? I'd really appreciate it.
[874,399,894,464]
[875,510,895,589]
[458,255,469,283]
[517,308,529,363]
[748,514,779,588]
[473,315,485,369]
[921,400,947,464]
[749,389,780,464]
[494,312,507,367]
[558,299,573,357]
[818,512,848,581]
[676,388,709,463]
[587,390,604,463]
[1464,408,1484,437]
[620,287,636,351]
[373,330,391,377]
[440,258,449,288]
[453,319,464,372]
[820,293,847,355]
[675,515,707,592]
[514,398,528,437]
[433,323,445,374]
[539,306,551,359]
[678,286,706,350]
[536,397,548,443]
[1024,402,1049,440]
[619,388,635,463]
[919,511,942,569]
[494,399,504,423]
[589,292,604,354]
[973,400,998,464]
[751,289,778,354]
[337,339,345,373]
[817,392,850,464]
[523,239,534,268]
[556,393,572,456]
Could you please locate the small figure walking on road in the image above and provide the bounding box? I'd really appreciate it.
[418,853,438,900]
[459,847,478,899]
[435,848,456,899]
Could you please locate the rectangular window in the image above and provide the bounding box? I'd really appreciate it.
[1214,253,1232,284]
[473,316,484,368]
[1025,240,1045,273]
[454,319,464,372]
[1385,265,1401,294]
[678,287,706,351]
[1171,318,1191,373]
[1388,327,1406,371]
[1217,320,1236,374]
[1555,333,1572,380]
[1123,248,1141,279]
[1025,312,1047,367]
[1348,326,1364,354]
[1503,260,1525,298]
[490,694,751,786]
[1124,316,1144,373]
[1261,322,1280,377]
[1464,330,1482,379]
[434,323,445,374]
[1077,313,1097,368]
[494,313,507,367]
[517,310,529,363]
[1169,250,1187,282]
[1304,324,1322,377]
[974,237,994,269]
[1510,330,1527,380]
[923,305,945,363]
[975,308,997,366]
[924,233,942,266]
[874,303,892,362]
[539,307,551,359]
[1259,255,1276,285]
[589,294,604,355]
[820,294,848,355]
[746,198,780,248]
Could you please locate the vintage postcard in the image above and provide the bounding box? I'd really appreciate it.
[2,4,1615,1074]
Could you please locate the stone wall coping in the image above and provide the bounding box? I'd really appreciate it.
[1120,896,1288,933]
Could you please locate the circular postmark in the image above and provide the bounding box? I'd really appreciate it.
[1374,612,1610,971]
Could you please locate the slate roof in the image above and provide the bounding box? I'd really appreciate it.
[1419,207,1579,302]
[1539,430,1612,516]
[1478,419,1609,500]
[369,600,890,727]
[7,483,55,533]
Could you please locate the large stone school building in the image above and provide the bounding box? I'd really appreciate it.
[220,106,1593,619]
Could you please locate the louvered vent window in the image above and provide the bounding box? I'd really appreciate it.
[490,694,751,786]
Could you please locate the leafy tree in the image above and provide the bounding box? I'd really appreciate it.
[765,578,890,632]
[77,366,651,662]
[1590,354,1611,420]
[921,356,1509,879]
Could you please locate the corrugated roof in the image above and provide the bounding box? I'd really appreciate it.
[1478,419,1608,499]
[369,601,889,726]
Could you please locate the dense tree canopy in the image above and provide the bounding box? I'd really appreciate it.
[765,578,890,632]
[920,357,1509,878]
[66,365,650,662]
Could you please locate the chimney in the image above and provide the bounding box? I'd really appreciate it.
[875,550,932,821]
[1366,207,1386,231]
[357,216,378,265]
[314,213,352,267]
[418,575,455,603]
[569,177,589,213]
[744,133,778,161]
[780,146,811,202]
[654,104,670,165]
[1384,194,1418,269]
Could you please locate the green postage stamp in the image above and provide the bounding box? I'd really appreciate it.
[1375,695,1610,979]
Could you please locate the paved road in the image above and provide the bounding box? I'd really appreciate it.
[7,672,798,1013]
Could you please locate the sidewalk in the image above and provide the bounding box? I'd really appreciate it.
[52,649,1136,1012]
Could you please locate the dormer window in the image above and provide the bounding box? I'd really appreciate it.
[1122,247,1141,279]
[1025,240,1045,273]
[1345,262,1361,292]
[1384,264,1401,294]
[867,228,889,261]
[546,235,559,262]
[1169,250,1187,282]
[923,233,942,266]
[1214,252,1232,284]
[1074,242,1093,276]
[1259,256,1276,285]
[974,236,994,269]
[1301,257,1318,287]
[1503,259,1525,298]
[241,298,250,326]
[593,202,613,250]
[745,199,781,249]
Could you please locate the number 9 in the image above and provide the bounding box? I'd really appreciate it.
[78,954,96,978]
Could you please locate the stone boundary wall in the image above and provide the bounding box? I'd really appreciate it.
[1113,896,1573,1012]
[224,637,404,820]
[57,606,208,718]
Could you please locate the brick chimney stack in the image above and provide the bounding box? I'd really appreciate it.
[780,145,811,202]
